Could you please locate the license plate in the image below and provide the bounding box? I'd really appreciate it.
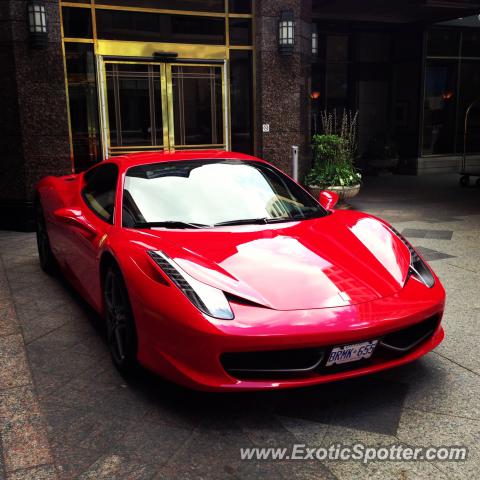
[326,340,378,366]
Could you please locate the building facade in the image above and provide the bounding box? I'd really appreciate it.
[1,0,480,229]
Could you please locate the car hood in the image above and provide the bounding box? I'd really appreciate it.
[129,211,411,311]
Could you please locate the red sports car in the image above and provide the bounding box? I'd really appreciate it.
[35,150,445,391]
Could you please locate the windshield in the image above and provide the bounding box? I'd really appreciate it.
[122,160,326,228]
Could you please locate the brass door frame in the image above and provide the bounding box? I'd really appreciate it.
[166,62,227,150]
[97,55,229,157]
[96,55,109,160]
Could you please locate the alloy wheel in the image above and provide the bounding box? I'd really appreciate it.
[104,271,128,366]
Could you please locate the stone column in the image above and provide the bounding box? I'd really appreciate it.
[0,0,70,230]
[254,0,312,181]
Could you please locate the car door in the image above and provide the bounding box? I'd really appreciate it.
[63,163,119,308]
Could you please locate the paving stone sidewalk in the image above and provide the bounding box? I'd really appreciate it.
[0,173,479,479]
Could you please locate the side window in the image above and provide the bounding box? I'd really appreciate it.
[81,163,118,224]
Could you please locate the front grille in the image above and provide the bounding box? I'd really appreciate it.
[220,348,325,378]
[379,315,439,352]
[221,315,439,381]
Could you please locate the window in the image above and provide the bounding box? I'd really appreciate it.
[229,18,252,46]
[95,0,225,13]
[461,29,480,57]
[65,43,101,172]
[423,28,480,155]
[422,60,458,155]
[427,29,460,57]
[458,61,480,153]
[96,10,225,44]
[230,50,253,153]
[82,163,118,224]
[311,32,351,127]
[326,35,349,62]
[62,7,92,39]
[229,0,251,14]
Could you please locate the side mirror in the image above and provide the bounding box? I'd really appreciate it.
[53,207,98,237]
[319,190,339,211]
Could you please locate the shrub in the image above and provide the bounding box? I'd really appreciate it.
[305,110,361,188]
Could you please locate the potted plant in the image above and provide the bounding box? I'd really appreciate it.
[305,110,361,201]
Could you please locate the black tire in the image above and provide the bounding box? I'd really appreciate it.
[35,201,57,275]
[103,265,139,376]
[460,175,470,187]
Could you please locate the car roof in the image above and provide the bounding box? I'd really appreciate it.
[109,150,263,170]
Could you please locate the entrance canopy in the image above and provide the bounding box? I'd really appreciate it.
[313,0,480,24]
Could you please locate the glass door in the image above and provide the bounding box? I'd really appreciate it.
[101,60,226,156]
[169,65,224,149]
[105,62,167,155]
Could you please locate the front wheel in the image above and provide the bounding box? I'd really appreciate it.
[103,265,139,376]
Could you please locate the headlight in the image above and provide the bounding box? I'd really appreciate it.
[390,227,435,288]
[147,250,234,320]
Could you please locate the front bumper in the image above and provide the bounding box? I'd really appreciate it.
[135,275,445,391]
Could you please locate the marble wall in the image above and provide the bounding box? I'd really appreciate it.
[255,0,312,181]
[0,0,70,229]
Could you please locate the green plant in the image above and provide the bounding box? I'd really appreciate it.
[320,109,358,161]
[306,110,361,188]
[305,136,361,187]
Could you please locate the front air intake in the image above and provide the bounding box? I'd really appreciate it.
[220,347,325,379]
[380,315,439,352]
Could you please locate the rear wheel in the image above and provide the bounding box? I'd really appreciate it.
[35,201,56,274]
[103,265,139,375]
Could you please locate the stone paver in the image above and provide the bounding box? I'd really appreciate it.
[0,255,57,480]
[0,173,479,479]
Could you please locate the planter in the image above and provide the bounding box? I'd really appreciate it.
[307,184,361,202]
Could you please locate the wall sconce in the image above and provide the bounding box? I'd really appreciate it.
[27,1,47,49]
[311,23,318,59]
[278,10,294,56]
[442,90,454,101]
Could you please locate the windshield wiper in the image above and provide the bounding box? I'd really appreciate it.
[133,221,210,229]
[214,217,292,227]
[290,212,325,220]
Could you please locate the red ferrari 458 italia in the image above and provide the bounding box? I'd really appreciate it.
[35,150,445,391]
